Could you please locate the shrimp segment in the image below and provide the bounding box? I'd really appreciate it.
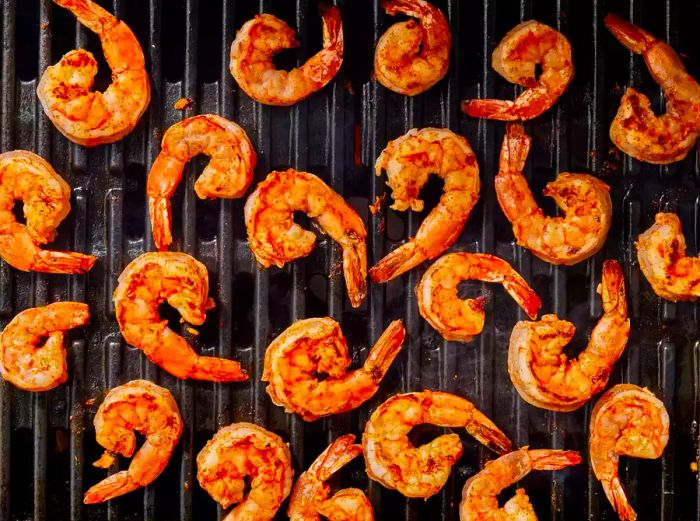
[263,318,404,421]
[605,14,700,164]
[362,390,512,498]
[147,114,256,251]
[197,422,293,521]
[288,434,373,521]
[459,449,582,520]
[417,253,541,343]
[245,169,367,307]
[230,6,343,106]
[374,0,450,96]
[636,212,700,301]
[497,123,612,265]
[37,0,150,146]
[83,380,183,503]
[369,128,480,283]
[113,252,247,381]
[0,151,96,273]
[462,21,573,121]
[0,302,89,391]
[590,384,670,521]
[508,260,630,412]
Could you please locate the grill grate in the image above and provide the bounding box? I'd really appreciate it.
[1,0,699,520]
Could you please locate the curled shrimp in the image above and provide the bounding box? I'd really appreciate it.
[263,318,405,421]
[508,260,629,412]
[36,0,150,146]
[605,14,700,164]
[229,6,343,106]
[497,123,612,265]
[462,20,573,121]
[590,384,670,521]
[0,150,96,273]
[83,380,183,503]
[636,212,700,302]
[147,114,257,251]
[362,390,513,498]
[374,0,450,96]
[416,253,541,343]
[369,128,481,283]
[245,169,367,307]
[288,434,374,521]
[0,302,89,391]
[113,252,247,381]
[197,422,293,521]
[459,448,582,521]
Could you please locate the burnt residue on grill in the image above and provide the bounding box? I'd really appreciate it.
[1,0,700,520]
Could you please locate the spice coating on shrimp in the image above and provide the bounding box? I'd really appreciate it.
[83,380,183,503]
[0,150,96,273]
[230,6,343,106]
[496,123,612,265]
[147,114,256,251]
[113,252,247,381]
[37,0,150,146]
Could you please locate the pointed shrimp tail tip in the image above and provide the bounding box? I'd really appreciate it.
[477,426,513,455]
[461,99,518,120]
[370,241,425,283]
[606,476,637,521]
[600,259,628,316]
[38,251,97,274]
[531,450,582,470]
[190,357,248,382]
[603,14,652,54]
[83,472,139,504]
[366,319,405,369]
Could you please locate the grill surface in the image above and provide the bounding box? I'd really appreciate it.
[1,0,699,519]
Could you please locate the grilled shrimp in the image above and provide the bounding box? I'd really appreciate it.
[0,151,96,273]
[636,212,700,301]
[605,14,700,164]
[288,434,374,521]
[459,449,582,521]
[113,252,247,381]
[0,302,89,391]
[590,384,670,521]
[229,6,343,106]
[497,123,612,265]
[374,0,450,96]
[462,20,573,121]
[508,260,629,412]
[197,422,294,521]
[36,0,149,146]
[83,380,183,503]
[245,169,367,307]
[147,114,256,251]
[263,318,404,421]
[369,128,480,283]
[362,390,512,498]
[416,253,541,343]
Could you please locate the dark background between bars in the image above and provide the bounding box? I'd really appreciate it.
[1,0,699,519]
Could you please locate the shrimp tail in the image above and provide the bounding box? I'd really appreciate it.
[343,243,368,308]
[382,0,428,18]
[503,276,542,320]
[599,260,628,316]
[148,196,172,251]
[314,434,363,481]
[500,123,532,174]
[604,476,638,521]
[320,5,343,52]
[465,413,513,455]
[364,319,405,373]
[604,14,654,54]
[369,240,426,283]
[83,471,139,504]
[190,356,248,382]
[35,250,96,274]
[461,99,518,121]
[530,450,582,471]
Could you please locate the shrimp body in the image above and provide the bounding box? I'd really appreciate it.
[36,0,149,146]
[636,212,700,301]
[362,390,512,498]
[0,302,89,391]
[147,114,256,250]
[288,434,373,521]
[263,318,404,421]
[497,123,611,265]
[83,380,183,503]
[369,128,481,283]
[230,7,343,106]
[589,384,670,521]
[113,252,247,381]
[459,449,582,521]
[245,169,367,307]
[374,0,450,96]
[417,253,541,343]
[605,14,700,164]
[462,21,573,121]
[0,151,96,273]
[508,260,630,412]
[197,422,293,521]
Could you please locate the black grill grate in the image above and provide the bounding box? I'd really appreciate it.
[1,0,699,520]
